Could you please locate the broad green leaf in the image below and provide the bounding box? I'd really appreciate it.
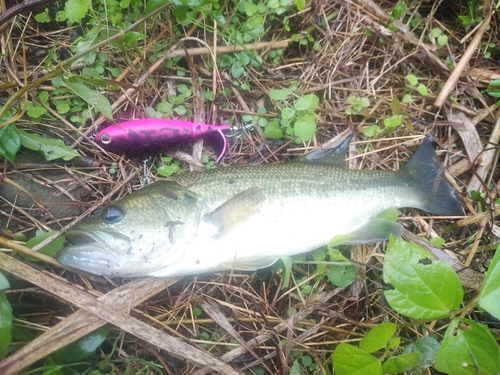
[403,336,440,374]
[73,29,99,65]
[326,264,356,287]
[416,84,428,96]
[0,123,20,164]
[437,34,448,47]
[332,343,382,375]
[295,0,306,11]
[294,113,316,142]
[0,272,9,291]
[26,103,47,119]
[281,107,295,119]
[360,322,397,353]
[264,121,283,139]
[435,318,500,375]
[383,115,402,129]
[294,94,319,111]
[231,61,245,79]
[19,130,80,161]
[65,0,91,24]
[362,124,382,138]
[22,231,66,261]
[269,88,292,101]
[479,245,500,319]
[390,97,401,115]
[0,292,13,359]
[402,93,413,103]
[406,74,418,86]
[146,0,168,14]
[381,353,420,374]
[123,31,147,47]
[53,326,110,363]
[431,28,442,37]
[55,76,113,119]
[383,236,463,319]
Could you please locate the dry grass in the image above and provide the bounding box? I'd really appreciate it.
[0,0,499,374]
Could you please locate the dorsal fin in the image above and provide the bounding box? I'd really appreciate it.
[296,133,354,167]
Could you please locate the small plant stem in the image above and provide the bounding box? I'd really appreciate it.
[434,4,492,108]
[0,2,172,128]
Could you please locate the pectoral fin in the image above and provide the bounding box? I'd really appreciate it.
[203,187,265,237]
[343,218,403,245]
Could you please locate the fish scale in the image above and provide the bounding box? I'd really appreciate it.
[57,137,463,278]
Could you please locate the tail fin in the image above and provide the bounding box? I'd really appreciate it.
[401,136,462,216]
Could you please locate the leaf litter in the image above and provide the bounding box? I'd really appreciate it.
[0,0,499,374]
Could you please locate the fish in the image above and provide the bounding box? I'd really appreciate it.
[57,136,463,278]
[95,119,231,163]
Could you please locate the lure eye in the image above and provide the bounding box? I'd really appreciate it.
[100,133,112,144]
[101,206,124,223]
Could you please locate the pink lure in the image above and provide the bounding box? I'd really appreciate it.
[95,119,231,163]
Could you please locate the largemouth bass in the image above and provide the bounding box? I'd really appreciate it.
[57,136,462,278]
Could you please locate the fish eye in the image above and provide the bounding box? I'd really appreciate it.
[100,133,112,144]
[101,206,124,223]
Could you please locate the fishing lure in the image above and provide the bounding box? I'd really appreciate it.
[95,119,232,163]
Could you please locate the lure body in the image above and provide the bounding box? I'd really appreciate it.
[95,119,230,162]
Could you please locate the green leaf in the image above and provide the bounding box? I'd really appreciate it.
[55,75,113,119]
[377,207,398,222]
[22,231,66,261]
[431,28,442,38]
[264,121,283,139]
[35,10,51,23]
[383,236,463,319]
[383,115,402,129]
[406,74,418,86]
[479,244,500,319]
[381,353,420,374]
[295,0,306,11]
[280,256,293,288]
[73,29,99,65]
[281,107,295,119]
[65,0,91,24]
[326,264,356,287]
[332,343,382,375]
[437,34,448,47]
[403,336,440,374]
[123,31,147,47]
[19,130,80,161]
[146,0,168,13]
[269,88,292,101]
[53,326,110,363]
[0,292,13,359]
[231,61,245,78]
[294,94,319,112]
[0,123,20,164]
[362,124,382,138]
[0,272,9,291]
[294,113,316,142]
[402,93,413,103]
[359,322,397,353]
[435,318,500,375]
[416,84,428,96]
[391,0,406,20]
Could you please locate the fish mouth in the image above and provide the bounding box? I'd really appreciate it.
[56,229,133,275]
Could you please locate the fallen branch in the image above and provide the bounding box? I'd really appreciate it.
[0,252,243,375]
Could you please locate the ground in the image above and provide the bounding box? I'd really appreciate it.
[0,0,499,374]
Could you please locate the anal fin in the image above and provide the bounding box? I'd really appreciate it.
[342,218,403,245]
